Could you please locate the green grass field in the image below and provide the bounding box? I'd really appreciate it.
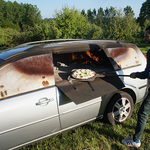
[20,102,150,150]
[18,44,150,150]
[137,44,150,55]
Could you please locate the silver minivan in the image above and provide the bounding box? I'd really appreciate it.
[0,39,147,149]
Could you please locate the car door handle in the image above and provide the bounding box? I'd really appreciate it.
[36,97,54,106]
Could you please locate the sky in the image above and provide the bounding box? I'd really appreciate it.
[7,0,146,19]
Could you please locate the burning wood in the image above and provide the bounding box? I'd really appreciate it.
[71,51,102,65]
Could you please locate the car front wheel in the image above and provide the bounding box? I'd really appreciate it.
[104,91,134,125]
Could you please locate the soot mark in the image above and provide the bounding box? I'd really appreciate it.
[12,54,54,76]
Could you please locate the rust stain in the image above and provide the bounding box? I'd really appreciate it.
[0,85,4,88]
[12,54,54,76]
[42,81,49,87]
[1,91,4,97]
[110,48,127,59]
[42,76,45,79]
[108,47,141,69]
[4,90,7,95]
[0,90,7,97]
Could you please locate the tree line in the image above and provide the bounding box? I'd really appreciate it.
[1,0,150,49]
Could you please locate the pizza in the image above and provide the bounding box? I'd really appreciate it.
[72,69,96,80]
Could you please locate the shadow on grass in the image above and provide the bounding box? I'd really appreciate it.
[81,120,124,147]
[81,118,143,150]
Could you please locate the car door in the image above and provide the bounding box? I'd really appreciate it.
[0,86,60,150]
[58,89,102,129]
[0,52,61,149]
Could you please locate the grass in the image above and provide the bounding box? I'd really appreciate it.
[19,44,150,150]
[20,102,150,150]
[137,43,150,55]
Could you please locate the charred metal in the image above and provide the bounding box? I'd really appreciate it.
[12,54,54,76]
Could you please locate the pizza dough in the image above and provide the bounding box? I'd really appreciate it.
[72,69,95,80]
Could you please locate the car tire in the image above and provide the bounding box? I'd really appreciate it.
[104,91,134,125]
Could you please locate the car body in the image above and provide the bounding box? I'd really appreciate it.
[0,39,148,149]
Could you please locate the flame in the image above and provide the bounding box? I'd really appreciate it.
[71,51,100,65]
[72,53,75,60]
[85,51,99,62]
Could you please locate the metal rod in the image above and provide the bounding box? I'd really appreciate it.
[99,73,130,77]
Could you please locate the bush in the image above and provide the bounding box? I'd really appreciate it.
[1,21,21,31]
[0,27,20,48]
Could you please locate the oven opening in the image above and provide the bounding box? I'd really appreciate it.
[53,50,114,82]
[53,48,124,104]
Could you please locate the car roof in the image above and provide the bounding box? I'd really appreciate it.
[0,39,133,65]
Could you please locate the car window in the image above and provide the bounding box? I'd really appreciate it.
[0,53,55,99]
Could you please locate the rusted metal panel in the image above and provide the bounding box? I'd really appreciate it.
[0,53,55,99]
[56,76,124,104]
[12,54,54,76]
[105,47,141,70]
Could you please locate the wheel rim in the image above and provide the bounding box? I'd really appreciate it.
[112,97,131,123]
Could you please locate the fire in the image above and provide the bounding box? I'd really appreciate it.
[85,51,99,62]
[71,51,100,65]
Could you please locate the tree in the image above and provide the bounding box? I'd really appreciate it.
[137,0,150,26]
[93,8,97,18]
[95,7,140,43]
[90,24,103,39]
[143,19,150,29]
[1,21,20,31]
[21,3,42,30]
[81,9,86,16]
[12,1,22,25]
[1,1,42,31]
[53,6,93,39]
[0,27,20,47]
[0,0,5,25]
[87,9,93,22]
[96,7,104,26]
[97,7,104,17]
[104,6,117,18]
[30,21,53,41]
[3,1,14,21]
[124,6,134,18]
